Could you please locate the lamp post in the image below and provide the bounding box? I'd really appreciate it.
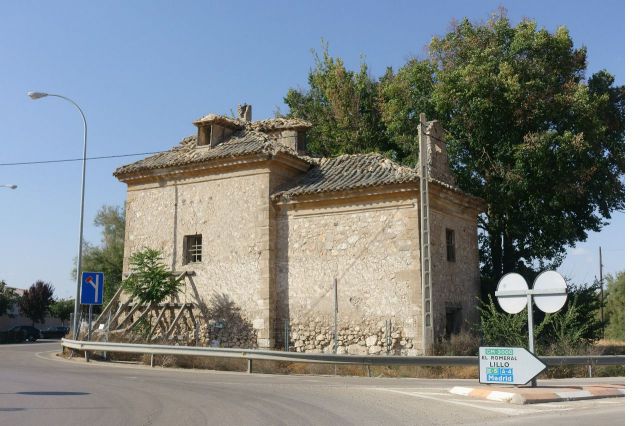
[28,91,87,339]
[1,184,17,189]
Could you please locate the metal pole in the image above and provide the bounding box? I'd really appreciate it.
[599,247,604,339]
[88,304,93,341]
[35,94,87,340]
[333,278,338,354]
[284,319,289,352]
[527,294,537,387]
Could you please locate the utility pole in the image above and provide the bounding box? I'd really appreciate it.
[333,277,338,354]
[418,114,434,354]
[599,246,604,339]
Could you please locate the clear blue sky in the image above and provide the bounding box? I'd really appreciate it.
[0,0,625,298]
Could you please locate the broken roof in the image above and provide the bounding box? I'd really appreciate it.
[114,113,483,208]
[271,153,418,200]
[113,129,311,178]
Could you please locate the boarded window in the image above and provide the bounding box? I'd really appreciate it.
[184,234,202,264]
[446,228,456,262]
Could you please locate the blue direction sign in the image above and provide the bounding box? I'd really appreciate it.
[81,272,104,305]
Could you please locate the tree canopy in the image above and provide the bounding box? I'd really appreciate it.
[18,281,54,325]
[0,280,17,317]
[122,248,181,305]
[72,205,125,303]
[50,298,75,326]
[604,271,624,341]
[284,13,624,291]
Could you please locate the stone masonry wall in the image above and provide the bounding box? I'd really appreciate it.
[429,195,481,340]
[275,193,423,355]
[123,166,272,347]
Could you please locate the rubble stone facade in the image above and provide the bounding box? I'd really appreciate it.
[115,108,484,354]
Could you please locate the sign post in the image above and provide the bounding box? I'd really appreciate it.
[81,272,104,343]
[493,270,568,387]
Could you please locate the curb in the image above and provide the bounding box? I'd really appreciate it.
[449,384,624,405]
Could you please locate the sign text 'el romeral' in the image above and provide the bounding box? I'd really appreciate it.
[479,347,546,385]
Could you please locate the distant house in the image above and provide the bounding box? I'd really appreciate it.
[114,105,484,354]
[0,286,59,330]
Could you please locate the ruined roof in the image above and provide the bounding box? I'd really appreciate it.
[193,114,311,132]
[193,114,243,129]
[113,129,310,178]
[248,117,312,131]
[272,153,419,200]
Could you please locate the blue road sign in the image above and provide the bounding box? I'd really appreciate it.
[81,272,104,305]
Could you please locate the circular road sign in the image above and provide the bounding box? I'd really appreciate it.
[532,270,568,313]
[496,273,528,314]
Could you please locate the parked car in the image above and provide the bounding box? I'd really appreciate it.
[9,325,42,342]
[41,326,70,339]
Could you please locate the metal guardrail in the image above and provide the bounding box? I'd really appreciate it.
[61,339,624,371]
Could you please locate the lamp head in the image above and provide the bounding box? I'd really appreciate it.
[1,184,17,189]
[27,91,49,100]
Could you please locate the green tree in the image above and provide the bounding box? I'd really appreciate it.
[18,281,55,326]
[378,59,437,165]
[284,44,394,159]
[73,205,125,304]
[0,280,17,316]
[604,271,624,340]
[50,298,75,326]
[285,13,624,295]
[122,248,181,305]
[428,15,624,288]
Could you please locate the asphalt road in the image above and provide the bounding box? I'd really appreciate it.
[0,341,625,425]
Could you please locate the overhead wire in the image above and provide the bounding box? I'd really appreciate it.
[0,150,168,167]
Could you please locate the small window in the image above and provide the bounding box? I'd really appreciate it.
[184,234,202,264]
[446,228,455,262]
[445,306,462,337]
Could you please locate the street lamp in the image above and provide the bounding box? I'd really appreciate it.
[28,91,87,339]
[1,184,17,189]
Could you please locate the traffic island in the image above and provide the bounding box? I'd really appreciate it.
[449,384,625,405]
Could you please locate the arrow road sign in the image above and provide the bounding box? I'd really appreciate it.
[81,272,104,305]
[479,347,546,385]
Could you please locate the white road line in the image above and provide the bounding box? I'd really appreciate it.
[370,388,572,416]
[370,388,538,415]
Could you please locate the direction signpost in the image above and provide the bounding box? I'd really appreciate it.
[487,270,568,387]
[80,272,104,343]
[479,347,547,385]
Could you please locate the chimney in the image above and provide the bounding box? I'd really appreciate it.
[238,104,252,122]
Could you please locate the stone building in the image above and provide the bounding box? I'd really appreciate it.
[113,105,485,354]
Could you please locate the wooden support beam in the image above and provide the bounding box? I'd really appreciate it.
[115,301,142,330]
[109,294,134,327]
[147,304,169,341]
[164,303,187,339]
[124,303,154,332]
[92,286,124,326]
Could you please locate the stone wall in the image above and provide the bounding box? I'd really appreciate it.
[275,192,423,355]
[429,190,482,340]
[123,165,273,345]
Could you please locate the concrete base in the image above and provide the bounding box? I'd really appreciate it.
[450,384,624,405]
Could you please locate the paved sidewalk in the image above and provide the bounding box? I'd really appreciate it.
[450,383,624,404]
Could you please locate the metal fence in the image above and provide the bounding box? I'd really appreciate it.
[61,339,624,373]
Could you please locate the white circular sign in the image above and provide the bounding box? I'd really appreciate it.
[496,273,528,314]
[532,270,568,313]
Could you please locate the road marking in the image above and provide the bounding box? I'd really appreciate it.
[370,388,575,416]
